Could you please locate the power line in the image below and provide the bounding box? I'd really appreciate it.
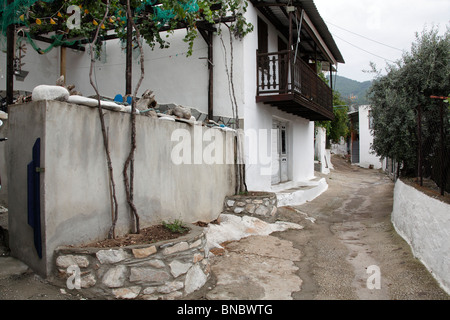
[332,33,397,63]
[326,21,404,52]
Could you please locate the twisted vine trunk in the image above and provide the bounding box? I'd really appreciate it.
[222,23,247,195]
[123,0,145,234]
[89,0,119,239]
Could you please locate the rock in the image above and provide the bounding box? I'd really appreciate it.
[162,291,183,300]
[56,75,65,86]
[147,110,158,118]
[56,255,89,268]
[112,286,141,299]
[144,259,165,269]
[96,249,128,264]
[245,204,256,214]
[81,273,97,288]
[157,281,184,294]
[270,206,277,216]
[143,286,157,295]
[234,207,244,214]
[129,267,170,283]
[135,89,158,116]
[169,260,192,278]
[32,85,70,102]
[70,90,82,96]
[162,242,189,255]
[226,200,235,207]
[189,239,202,249]
[173,105,192,119]
[255,206,270,216]
[132,246,157,259]
[184,264,207,295]
[102,265,128,288]
[193,253,204,263]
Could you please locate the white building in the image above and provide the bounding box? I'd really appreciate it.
[1,0,344,196]
[349,105,383,169]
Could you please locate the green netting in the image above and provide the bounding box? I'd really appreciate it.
[0,0,55,36]
[152,0,199,26]
[0,0,201,54]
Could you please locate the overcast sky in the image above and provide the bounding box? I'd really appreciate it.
[314,0,450,83]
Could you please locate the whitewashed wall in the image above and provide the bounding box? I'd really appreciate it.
[65,30,212,114]
[392,179,450,294]
[241,6,315,192]
[0,39,60,92]
[358,105,382,169]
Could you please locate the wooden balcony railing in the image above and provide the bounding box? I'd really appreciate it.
[256,50,333,120]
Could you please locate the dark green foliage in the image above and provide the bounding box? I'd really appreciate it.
[368,26,450,183]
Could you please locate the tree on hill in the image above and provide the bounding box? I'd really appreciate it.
[327,75,372,105]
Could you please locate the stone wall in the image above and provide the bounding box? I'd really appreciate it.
[53,224,209,300]
[224,192,277,222]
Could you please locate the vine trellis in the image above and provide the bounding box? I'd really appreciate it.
[2,0,253,238]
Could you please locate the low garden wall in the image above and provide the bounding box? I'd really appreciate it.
[224,192,277,221]
[53,224,209,300]
[7,100,235,277]
[392,179,450,294]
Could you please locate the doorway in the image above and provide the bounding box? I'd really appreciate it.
[272,120,289,185]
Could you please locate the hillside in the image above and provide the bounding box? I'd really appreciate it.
[327,75,372,105]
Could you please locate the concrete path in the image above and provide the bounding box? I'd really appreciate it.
[188,155,449,300]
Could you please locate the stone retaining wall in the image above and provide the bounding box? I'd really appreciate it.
[224,192,277,222]
[53,224,209,300]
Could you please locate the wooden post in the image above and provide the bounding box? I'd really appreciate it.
[6,0,15,106]
[439,99,445,196]
[60,46,67,85]
[126,14,132,95]
[329,68,333,90]
[208,31,214,120]
[287,9,293,94]
[417,104,423,186]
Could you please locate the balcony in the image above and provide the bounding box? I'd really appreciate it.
[256,50,334,121]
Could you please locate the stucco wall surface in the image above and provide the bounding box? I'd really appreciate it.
[391,179,450,294]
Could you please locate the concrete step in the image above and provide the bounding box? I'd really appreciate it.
[272,177,328,207]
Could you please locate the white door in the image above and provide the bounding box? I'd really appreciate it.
[271,122,280,185]
[279,124,288,182]
[271,121,289,184]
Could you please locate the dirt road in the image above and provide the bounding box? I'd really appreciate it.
[197,155,449,300]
